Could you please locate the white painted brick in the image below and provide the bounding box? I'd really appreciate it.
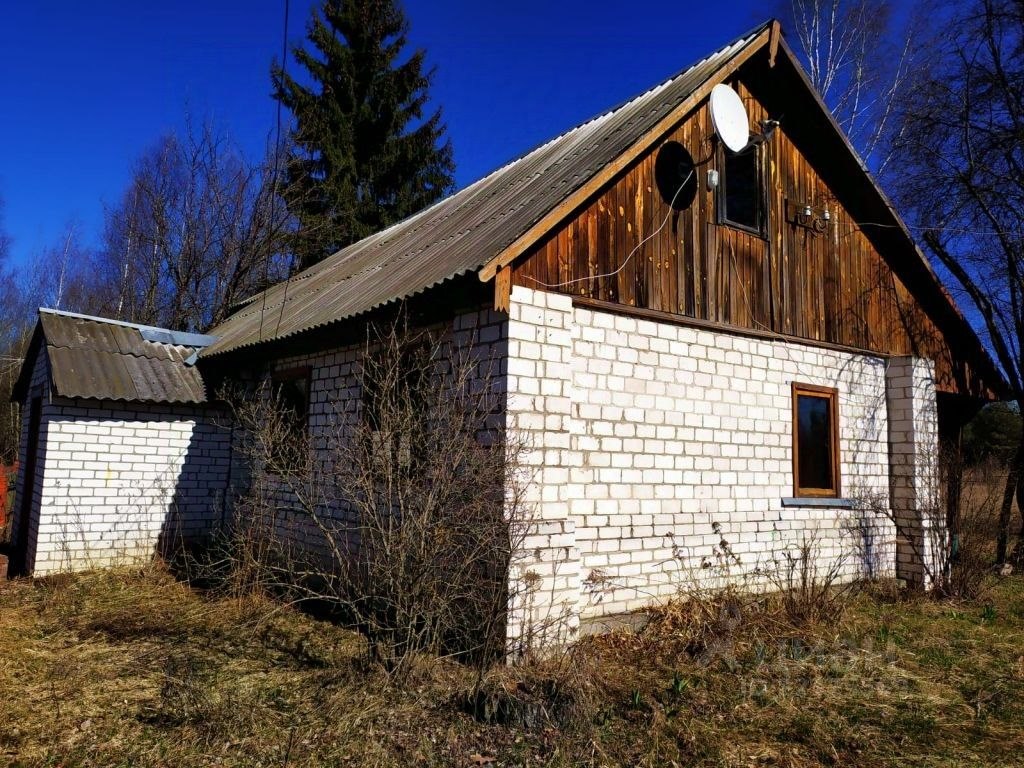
[501,288,908,637]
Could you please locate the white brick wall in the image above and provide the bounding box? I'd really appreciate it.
[246,306,509,560]
[11,288,941,641]
[12,348,232,576]
[505,286,927,632]
[886,356,942,587]
[506,289,582,647]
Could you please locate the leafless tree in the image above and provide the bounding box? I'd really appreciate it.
[99,118,293,332]
[779,0,927,174]
[25,222,113,316]
[0,196,26,465]
[218,318,542,676]
[0,220,112,464]
[892,0,1024,562]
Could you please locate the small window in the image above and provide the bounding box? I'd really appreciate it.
[720,144,763,234]
[271,367,311,435]
[792,384,840,497]
[361,341,430,432]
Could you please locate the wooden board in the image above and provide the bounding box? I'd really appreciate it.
[511,73,973,395]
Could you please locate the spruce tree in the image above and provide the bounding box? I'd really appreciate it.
[272,0,455,271]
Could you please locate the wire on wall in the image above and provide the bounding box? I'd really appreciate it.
[522,169,696,292]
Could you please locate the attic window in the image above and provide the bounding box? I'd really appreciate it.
[720,144,763,235]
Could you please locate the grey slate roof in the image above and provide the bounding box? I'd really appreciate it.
[30,310,215,404]
[201,24,768,357]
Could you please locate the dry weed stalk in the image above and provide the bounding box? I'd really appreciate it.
[763,531,855,627]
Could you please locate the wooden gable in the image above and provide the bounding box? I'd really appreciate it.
[504,44,995,398]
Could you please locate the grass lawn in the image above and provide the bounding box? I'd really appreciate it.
[0,567,1022,767]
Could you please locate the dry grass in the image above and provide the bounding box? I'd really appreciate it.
[1,565,1024,767]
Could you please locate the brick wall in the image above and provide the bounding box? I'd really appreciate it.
[505,286,932,636]
[10,287,940,639]
[11,348,232,576]
[886,356,942,587]
[242,306,509,562]
[9,348,51,573]
[505,289,582,647]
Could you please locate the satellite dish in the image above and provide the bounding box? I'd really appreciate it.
[709,84,750,152]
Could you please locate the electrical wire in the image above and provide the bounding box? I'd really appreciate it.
[848,220,1023,239]
[258,0,291,344]
[523,168,696,291]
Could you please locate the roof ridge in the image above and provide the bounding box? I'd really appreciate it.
[279,23,773,290]
[203,22,774,356]
[39,308,218,348]
[43,340,191,363]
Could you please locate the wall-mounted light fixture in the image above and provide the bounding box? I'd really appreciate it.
[786,199,831,234]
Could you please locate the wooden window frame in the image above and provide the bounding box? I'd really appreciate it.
[717,141,767,238]
[791,383,841,498]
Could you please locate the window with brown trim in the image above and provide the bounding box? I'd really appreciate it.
[792,383,840,497]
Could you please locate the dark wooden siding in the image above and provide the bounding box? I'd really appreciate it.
[511,77,968,394]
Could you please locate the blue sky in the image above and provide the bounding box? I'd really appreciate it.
[0,1,766,268]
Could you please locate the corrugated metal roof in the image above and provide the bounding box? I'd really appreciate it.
[37,310,210,404]
[201,25,768,357]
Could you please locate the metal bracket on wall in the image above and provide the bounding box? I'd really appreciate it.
[785,199,830,235]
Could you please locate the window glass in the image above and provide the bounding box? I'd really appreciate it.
[272,370,310,434]
[793,386,839,496]
[722,146,761,232]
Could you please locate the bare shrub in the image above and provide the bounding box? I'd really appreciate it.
[629,525,860,668]
[219,316,534,677]
[764,532,855,627]
[853,443,1001,600]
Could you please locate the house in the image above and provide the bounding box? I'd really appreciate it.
[9,21,1004,644]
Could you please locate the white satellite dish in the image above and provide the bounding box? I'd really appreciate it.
[709,84,750,152]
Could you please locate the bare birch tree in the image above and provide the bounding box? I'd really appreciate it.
[0,196,25,464]
[779,0,926,174]
[100,119,293,332]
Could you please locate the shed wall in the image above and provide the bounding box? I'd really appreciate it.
[11,348,231,576]
[9,347,53,574]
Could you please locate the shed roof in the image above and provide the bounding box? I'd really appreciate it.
[201,23,770,357]
[12,309,215,405]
